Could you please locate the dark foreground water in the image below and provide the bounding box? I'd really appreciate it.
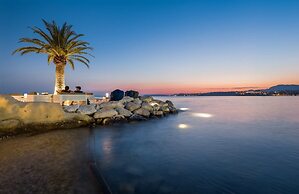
[93,97,299,194]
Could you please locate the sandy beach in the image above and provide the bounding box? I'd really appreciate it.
[0,128,103,194]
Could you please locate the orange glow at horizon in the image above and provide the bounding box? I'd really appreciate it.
[85,80,299,94]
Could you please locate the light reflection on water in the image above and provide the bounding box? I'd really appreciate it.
[94,96,299,194]
[192,112,213,118]
[178,123,189,129]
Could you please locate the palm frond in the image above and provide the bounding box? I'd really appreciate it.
[68,59,75,70]
[13,46,45,55]
[71,55,90,63]
[47,55,54,64]
[71,57,90,68]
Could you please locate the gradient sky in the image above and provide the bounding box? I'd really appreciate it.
[1,0,299,95]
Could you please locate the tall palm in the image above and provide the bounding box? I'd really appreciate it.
[13,20,92,94]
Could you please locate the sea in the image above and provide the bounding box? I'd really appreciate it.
[92,96,299,194]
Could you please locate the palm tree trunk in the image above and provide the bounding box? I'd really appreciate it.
[54,63,66,94]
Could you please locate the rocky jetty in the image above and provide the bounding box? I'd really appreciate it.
[0,93,177,137]
[63,95,178,125]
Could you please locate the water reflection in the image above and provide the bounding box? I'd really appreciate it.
[178,123,189,129]
[100,137,114,164]
[102,137,113,154]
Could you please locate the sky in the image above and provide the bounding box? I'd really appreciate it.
[0,0,299,95]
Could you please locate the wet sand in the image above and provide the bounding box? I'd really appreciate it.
[0,128,103,194]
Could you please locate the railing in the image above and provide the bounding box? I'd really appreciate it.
[12,94,96,105]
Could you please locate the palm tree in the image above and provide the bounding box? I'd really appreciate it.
[13,20,93,94]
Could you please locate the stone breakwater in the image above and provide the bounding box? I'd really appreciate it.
[63,96,178,125]
[0,95,177,137]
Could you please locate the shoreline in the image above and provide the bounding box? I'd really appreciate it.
[0,128,104,194]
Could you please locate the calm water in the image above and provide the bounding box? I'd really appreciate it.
[93,97,299,194]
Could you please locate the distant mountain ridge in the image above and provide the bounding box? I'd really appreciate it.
[169,84,299,96]
[266,84,299,92]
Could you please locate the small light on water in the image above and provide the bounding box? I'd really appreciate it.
[105,93,109,98]
[192,113,213,118]
[179,108,189,111]
[178,124,189,129]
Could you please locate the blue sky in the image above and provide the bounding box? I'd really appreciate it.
[1,0,299,95]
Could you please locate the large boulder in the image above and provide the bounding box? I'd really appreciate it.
[165,100,174,107]
[140,96,153,103]
[110,89,124,101]
[125,102,141,112]
[111,115,127,123]
[152,104,161,111]
[161,106,170,113]
[63,104,80,113]
[169,106,177,113]
[141,102,153,112]
[152,99,165,107]
[133,98,142,105]
[102,118,113,125]
[119,96,134,104]
[125,90,139,98]
[97,101,124,110]
[134,108,150,117]
[153,110,164,116]
[94,109,118,119]
[115,107,133,117]
[77,105,97,115]
[165,100,177,113]
[129,114,147,121]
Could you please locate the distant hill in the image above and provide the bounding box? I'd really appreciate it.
[265,85,299,92]
[171,84,299,96]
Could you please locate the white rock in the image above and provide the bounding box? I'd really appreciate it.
[133,98,142,105]
[77,105,97,115]
[97,101,124,110]
[161,106,170,112]
[112,115,127,122]
[141,102,153,112]
[165,100,174,107]
[102,118,112,125]
[140,96,154,103]
[134,108,150,117]
[152,99,165,106]
[130,114,147,121]
[153,110,164,116]
[125,102,141,112]
[94,109,118,119]
[115,107,133,117]
[119,96,134,104]
[63,104,79,113]
[152,104,161,111]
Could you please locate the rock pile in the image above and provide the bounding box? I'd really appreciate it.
[64,95,177,125]
[0,93,177,137]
